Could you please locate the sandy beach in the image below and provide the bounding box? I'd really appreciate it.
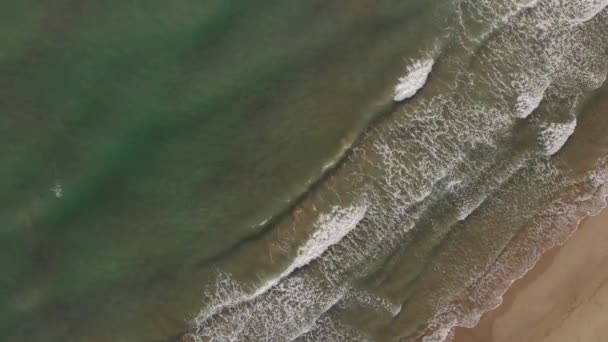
[453,208,608,342]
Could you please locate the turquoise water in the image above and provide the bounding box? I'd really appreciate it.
[1,1,608,341]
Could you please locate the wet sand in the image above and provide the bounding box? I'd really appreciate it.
[453,208,608,342]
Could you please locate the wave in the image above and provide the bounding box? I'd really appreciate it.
[192,274,347,342]
[564,0,608,23]
[289,203,368,273]
[194,202,367,325]
[513,75,550,119]
[539,118,577,156]
[393,58,434,102]
[456,159,527,221]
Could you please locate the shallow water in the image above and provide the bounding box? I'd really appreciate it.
[1,1,607,341]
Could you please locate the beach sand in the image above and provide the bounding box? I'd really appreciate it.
[453,208,608,342]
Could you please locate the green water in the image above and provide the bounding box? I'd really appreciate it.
[0,1,450,340]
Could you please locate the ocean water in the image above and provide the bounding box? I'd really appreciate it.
[1,1,607,341]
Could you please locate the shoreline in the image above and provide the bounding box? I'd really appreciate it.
[453,207,608,342]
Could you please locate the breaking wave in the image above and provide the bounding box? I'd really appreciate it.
[539,118,577,156]
[189,1,608,341]
[393,58,434,102]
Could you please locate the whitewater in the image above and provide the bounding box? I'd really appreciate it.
[189,1,608,341]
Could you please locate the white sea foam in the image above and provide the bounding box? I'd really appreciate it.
[195,202,367,323]
[291,203,367,272]
[515,90,545,119]
[255,202,367,297]
[564,0,608,23]
[347,289,402,317]
[512,75,550,119]
[51,183,63,198]
[193,275,347,342]
[393,58,434,102]
[515,0,541,9]
[294,314,370,342]
[455,157,528,221]
[253,217,270,228]
[539,118,577,156]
